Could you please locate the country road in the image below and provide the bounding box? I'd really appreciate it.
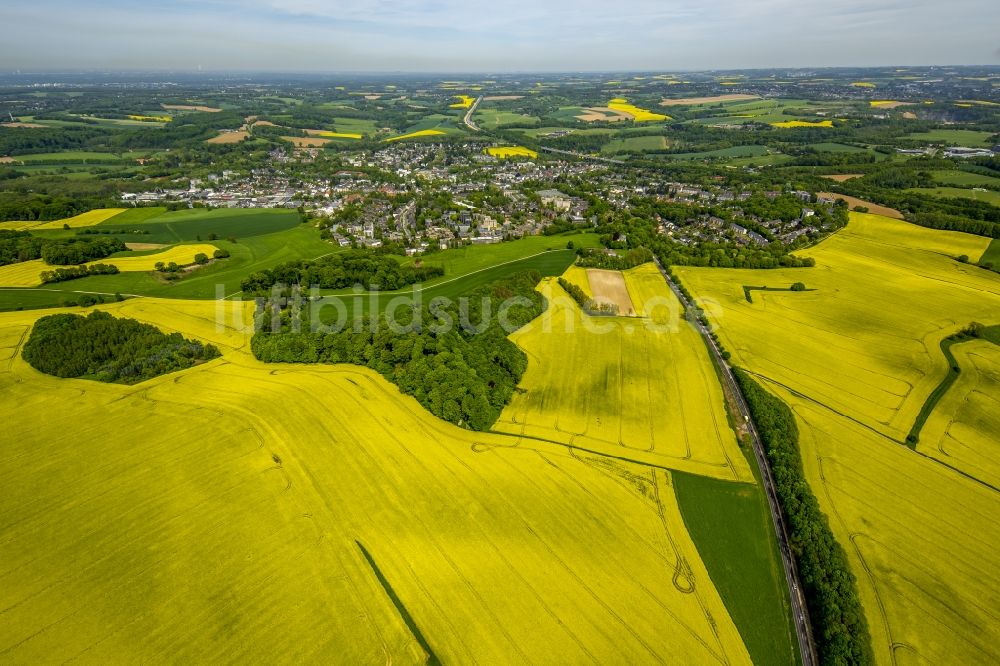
[463,96,482,131]
[653,257,819,666]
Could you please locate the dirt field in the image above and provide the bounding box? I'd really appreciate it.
[162,104,222,112]
[586,269,638,316]
[661,94,759,106]
[822,174,864,182]
[124,242,168,251]
[0,122,47,128]
[818,192,903,219]
[283,136,330,147]
[0,157,21,164]
[902,111,918,119]
[206,130,248,144]
[576,107,634,122]
[483,95,524,101]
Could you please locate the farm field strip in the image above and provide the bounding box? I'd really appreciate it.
[494,264,752,483]
[0,298,753,664]
[677,212,1000,664]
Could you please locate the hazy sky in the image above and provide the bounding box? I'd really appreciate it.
[3,0,998,72]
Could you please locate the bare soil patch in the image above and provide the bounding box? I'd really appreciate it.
[207,130,248,144]
[484,95,524,101]
[661,94,758,106]
[818,192,903,219]
[1,122,47,128]
[586,269,638,316]
[576,107,634,122]
[125,242,168,251]
[0,157,21,163]
[822,174,864,182]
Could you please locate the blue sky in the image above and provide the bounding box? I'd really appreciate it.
[3,0,998,71]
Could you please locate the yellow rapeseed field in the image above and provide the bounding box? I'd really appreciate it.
[311,130,363,139]
[0,297,753,664]
[33,208,127,229]
[0,208,126,231]
[484,145,538,159]
[607,98,671,122]
[88,243,220,272]
[850,82,876,88]
[0,260,51,287]
[384,129,447,142]
[676,212,1000,664]
[494,264,753,483]
[449,95,475,109]
[769,120,834,128]
[128,114,172,122]
[920,340,1000,489]
[0,244,221,287]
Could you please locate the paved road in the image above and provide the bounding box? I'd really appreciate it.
[463,96,483,132]
[536,146,625,165]
[653,257,818,666]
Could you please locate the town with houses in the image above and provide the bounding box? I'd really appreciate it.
[122,141,849,255]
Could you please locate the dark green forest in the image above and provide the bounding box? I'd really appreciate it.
[23,311,221,383]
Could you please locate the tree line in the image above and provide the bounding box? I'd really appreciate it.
[241,250,445,295]
[1,231,126,267]
[23,311,221,384]
[251,271,545,431]
[732,369,874,666]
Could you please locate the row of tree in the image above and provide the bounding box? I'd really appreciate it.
[732,369,874,665]
[241,250,445,295]
[23,311,220,384]
[40,262,119,283]
[0,230,126,267]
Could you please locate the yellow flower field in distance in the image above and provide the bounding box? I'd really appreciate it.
[0,207,127,231]
[850,81,876,88]
[494,263,753,483]
[384,129,446,142]
[676,212,1000,664]
[607,98,671,122]
[32,207,128,229]
[0,298,753,664]
[312,130,363,139]
[770,120,834,128]
[128,114,172,122]
[0,244,221,287]
[484,145,538,159]
[449,94,475,109]
[86,243,220,272]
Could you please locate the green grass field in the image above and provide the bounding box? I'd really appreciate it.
[982,239,1000,265]
[659,145,769,160]
[909,186,1000,206]
[14,224,335,301]
[930,170,1000,188]
[674,471,799,666]
[905,129,996,146]
[35,208,304,244]
[601,135,668,153]
[473,108,540,129]
[316,248,581,321]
